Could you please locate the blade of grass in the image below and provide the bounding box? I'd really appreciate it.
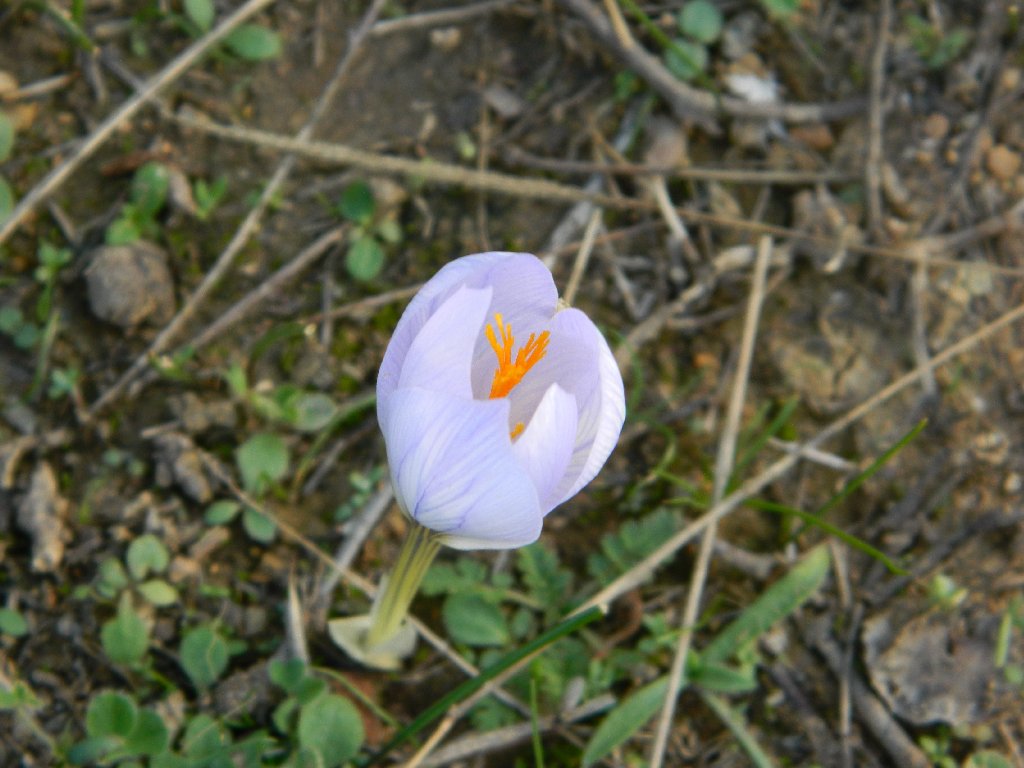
[747,498,906,575]
[363,606,604,766]
[700,691,775,768]
[731,397,800,484]
[812,418,928,520]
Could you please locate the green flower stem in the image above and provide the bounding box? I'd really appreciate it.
[365,522,441,650]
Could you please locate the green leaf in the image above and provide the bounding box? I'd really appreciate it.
[761,0,798,19]
[290,392,338,432]
[678,0,722,43]
[587,508,682,584]
[345,236,385,282]
[0,608,28,637]
[124,708,170,756]
[184,0,215,32]
[297,694,365,767]
[664,38,708,81]
[180,625,230,690]
[182,714,228,757]
[517,542,573,620]
[130,162,170,219]
[96,557,130,598]
[0,175,13,224]
[242,506,278,543]
[701,691,775,768]
[269,657,308,693]
[101,595,149,665]
[687,657,757,694]
[0,306,22,334]
[224,24,282,61]
[67,735,121,765]
[204,499,241,525]
[126,533,169,580]
[338,180,375,224]
[137,579,178,607]
[0,111,14,163]
[582,678,667,766]
[236,432,289,494]
[105,216,140,245]
[86,692,138,737]
[443,593,509,647]
[703,546,830,665]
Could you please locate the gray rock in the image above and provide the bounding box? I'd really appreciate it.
[85,242,176,327]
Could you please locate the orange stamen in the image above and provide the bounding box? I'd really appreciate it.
[484,313,550,400]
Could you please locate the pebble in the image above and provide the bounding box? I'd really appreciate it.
[16,463,68,572]
[84,241,176,327]
[986,144,1021,181]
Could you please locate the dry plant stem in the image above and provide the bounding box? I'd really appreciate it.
[582,298,1024,617]
[286,574,310,663]
[556,0,866,131]
[562,208,602,305]
[368,0,516,36]
[164,112,1024,277]
[505,148,858,185]
[865,0,891,235]
[87,0,388,416]
[910,246,938,398]
[648,236,773,768]
[420,694,615,768]
[0,0,278,245]
[601,0,635,49]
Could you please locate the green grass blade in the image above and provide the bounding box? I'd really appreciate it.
[700,691,775,768]
[364,606,603,766]
[813,418,928,520]
[748,498,906,575]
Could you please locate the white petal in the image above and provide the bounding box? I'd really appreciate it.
[511,384,578,513]
[379,253,556,402]
[379,388,543,549]
[554,321,625,503]
[396,285,491,397]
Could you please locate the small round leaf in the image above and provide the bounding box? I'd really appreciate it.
[678,0,723,43]
[126,534,170,580]
[86,692,138,738]
[297,694,365,768]
[236,432,289,494]
[101,597,149,665]
[224,24,282,61]
[180,625,229,689]
[345,237,384,282]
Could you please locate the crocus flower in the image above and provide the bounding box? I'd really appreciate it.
[377,250,626,549]
[332,251,625,666]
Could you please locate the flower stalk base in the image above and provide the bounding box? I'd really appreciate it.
[328,522,440,670]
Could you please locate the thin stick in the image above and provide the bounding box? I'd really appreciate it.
[578,299,1024,617]
[0,0,278,244]
[369,0,516,36]
[562,209,602,305]
[649,236,773,767]
[865,0,891,235]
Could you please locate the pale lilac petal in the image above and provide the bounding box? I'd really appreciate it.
[500,308,625,504]
[379,388,543,549]
[511,384,578,513]
[380,253,556,401]
[554,318,625,503]
[395,285,491,398]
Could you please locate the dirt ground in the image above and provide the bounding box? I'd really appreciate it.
[1,0,1024,766]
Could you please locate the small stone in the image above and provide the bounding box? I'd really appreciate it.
[986,144,1021,181]
[16,463,68,572]
[85,242,176,327]
[923,112,949,140]
[483,83,526,120]
[1003,472,1022,494]
[790,123,834,151]
[429,27,461,52]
